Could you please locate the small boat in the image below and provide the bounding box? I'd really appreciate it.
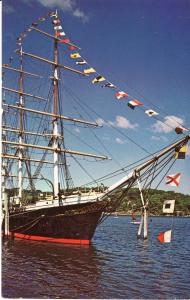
[131,212,141,224]
[131,220,141,225]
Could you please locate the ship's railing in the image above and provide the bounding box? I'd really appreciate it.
[24,192,105,211]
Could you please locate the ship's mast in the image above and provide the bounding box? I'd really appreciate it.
[2,15,109,200]
[18,45,24,200]
[53,10,59,198]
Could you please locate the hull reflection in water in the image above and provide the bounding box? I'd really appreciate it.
[2,239,104,299]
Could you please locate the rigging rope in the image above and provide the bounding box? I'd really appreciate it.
[64,85,153,155]
[11,214,45,232]
[3,14,189,200]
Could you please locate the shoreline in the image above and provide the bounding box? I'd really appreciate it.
[111,213,190,217]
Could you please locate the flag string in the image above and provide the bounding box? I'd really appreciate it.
[9,11,190,136]
[5,11,190,145]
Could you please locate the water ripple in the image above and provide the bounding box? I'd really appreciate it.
[2,216,190,298]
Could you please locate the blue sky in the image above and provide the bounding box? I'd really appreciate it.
[2,0,190,195]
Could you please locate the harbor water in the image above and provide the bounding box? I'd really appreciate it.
[2,216,190,299]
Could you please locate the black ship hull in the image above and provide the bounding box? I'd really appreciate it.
[3,201,108,245]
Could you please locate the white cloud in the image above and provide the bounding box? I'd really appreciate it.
[152,115,184,133]
[96,116,138,130]
[73,8,89,23]
[3,4,15,14]
[115,116,138,130]
[115,137,126,144]
[35,0,89,22]
[37,0,74,10]
[151,135,168,142]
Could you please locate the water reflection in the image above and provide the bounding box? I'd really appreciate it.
[2,238,108,298]
[2,216,190,299]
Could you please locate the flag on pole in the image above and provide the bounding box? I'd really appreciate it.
[175,144,188,159]
[20,33,27,37]
[52,19,61,25]
[165,173,181,186]
[59,39,70,44]
[115,91,129,100]
[92,76,106,84]
[128,99,143,109]
[68,45,76,50]
[163,200,175,214]
[76,59,87,65]
[54,25,62,30]
[32,22,38,27]
[48,11,57,18]
[56,32,66,37]
[83,68,96,74]
[38,17,46,21]
[70,53,81,59]
[157,230,172,243]
[103,83,116,88]
[175,126,188,134]
[145,109,159,117]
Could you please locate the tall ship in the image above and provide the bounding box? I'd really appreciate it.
[1,10,189,245]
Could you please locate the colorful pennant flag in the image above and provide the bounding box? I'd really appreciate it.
[145,109,159,117]
[128,99,143,109]
[68,45,76,51]
[20,33,27,37]
[92,76,106,84]
[59,39,70,44]
[76,60,87,65]
[175,126,188,134]
[48,11,57,17]
[104,83,116,88]
[163,200,175,214]
[38,17,46,21]
[83,68,96,74]
[56,32,66,37]
[175,144,188,159]
[157,230,172,243]
[32,22,38,27]
[52,19,61,25]
[70,53,81,59]
[54,25,62,30]
[115,91,129,100]
[166,173,181,187]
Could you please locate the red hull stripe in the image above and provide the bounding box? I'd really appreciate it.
[11,232,90,245]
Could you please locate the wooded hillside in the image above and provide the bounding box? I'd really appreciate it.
[118,188,190,216]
